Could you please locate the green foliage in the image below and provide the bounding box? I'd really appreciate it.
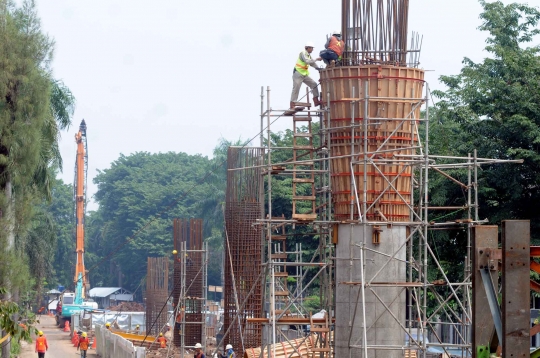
[90,151,222,291]
[302,295,321,313]
[0,287,38,345]
[48,179,75,288]
[0,2,74,354]
[432,0,540,238]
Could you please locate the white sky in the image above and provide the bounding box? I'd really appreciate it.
[32,0,539,209]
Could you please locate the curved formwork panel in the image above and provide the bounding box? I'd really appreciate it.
[320,66,425,222]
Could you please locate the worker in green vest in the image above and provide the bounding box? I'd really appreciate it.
[288,42,322,114]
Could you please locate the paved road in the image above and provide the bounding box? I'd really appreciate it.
[18,315,97,358]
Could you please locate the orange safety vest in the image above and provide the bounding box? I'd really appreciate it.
[79,337,89,350]
[328,36,344,57]
[35,336,48,352]
[157,336,167,348]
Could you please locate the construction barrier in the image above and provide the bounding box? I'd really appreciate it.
[73,311,146,333]
[95,324,146,358]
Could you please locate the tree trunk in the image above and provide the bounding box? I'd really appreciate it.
[2,178,14,358]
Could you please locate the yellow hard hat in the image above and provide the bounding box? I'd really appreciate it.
[136,325,140,328]
[159,332,163,336]
[172,250,178,254]
[38,331,43,336]
[82,332,87,337]
[105,323,111,327]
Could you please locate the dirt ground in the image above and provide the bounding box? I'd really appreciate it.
[18,315,97,358]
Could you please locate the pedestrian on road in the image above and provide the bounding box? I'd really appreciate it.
[194,342,205,358]
[35,331,48,358]
[77,332,90,358]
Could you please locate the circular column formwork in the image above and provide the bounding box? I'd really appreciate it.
[320,65,425,222]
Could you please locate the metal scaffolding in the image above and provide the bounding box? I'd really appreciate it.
[223,80,521,358]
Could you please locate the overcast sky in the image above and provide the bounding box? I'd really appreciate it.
[32,0,539,209]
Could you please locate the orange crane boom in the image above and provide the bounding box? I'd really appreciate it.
[74,120,87,298]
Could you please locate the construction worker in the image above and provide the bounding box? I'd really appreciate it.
[134,324,140,334]
[220,344,236,358]
[77,332,90,358]
[288,42,323,113]
[175,306,185,335]
[105,322,111,330]
[320,30,345,67]
[35,331,48,358]
[194,342,205,358]
[157,332,167,348]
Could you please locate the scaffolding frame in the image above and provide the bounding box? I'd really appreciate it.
[223,81,522,358]
[178,240,208,354]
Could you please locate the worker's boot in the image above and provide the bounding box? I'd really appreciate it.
[284,101,296,116]
[329,60,336,68]
[313,96,323,107]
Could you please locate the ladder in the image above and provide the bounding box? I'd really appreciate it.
[269,216,304,318]
[308,311,331,358]
[292,103,317,221]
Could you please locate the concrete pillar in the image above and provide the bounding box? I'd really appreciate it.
[335,224,407,358]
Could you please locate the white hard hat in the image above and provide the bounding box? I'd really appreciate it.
[226,344,233,350]
[195,343,202,348]
[305,42,315,48]
[333,30,341,36]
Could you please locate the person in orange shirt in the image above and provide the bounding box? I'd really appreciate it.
[35,331,48,358]
[157,332,167,348]
[77,331,90,358]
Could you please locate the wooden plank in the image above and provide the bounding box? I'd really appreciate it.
[293,213,317,221]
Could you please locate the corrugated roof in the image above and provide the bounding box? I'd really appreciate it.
[88,287,122,298]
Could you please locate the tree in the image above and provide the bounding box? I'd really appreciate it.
[91,151,218,292]
[433,0,540,238]
[0,0,74,353]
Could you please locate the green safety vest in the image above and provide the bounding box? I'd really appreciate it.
[295,51,311,76]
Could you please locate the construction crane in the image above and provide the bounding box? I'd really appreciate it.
[74,119,88,301]
[56,120,95,326]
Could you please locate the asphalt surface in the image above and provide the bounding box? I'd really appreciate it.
[18,315,97,358]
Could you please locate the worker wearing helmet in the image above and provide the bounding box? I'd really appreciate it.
[320,30,344,68]
[134,324,140,334]
[157,332,168,348]
[194,342,205,358]
[287,41,323,114]
[35,330,48,358]
[105,322,111,330]
[220,344,236,358]
[77,332,90,358]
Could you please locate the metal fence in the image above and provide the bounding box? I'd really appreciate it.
[95,324,146,358]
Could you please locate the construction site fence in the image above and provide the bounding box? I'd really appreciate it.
[73,311,146,333]
[96,324,146,358]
